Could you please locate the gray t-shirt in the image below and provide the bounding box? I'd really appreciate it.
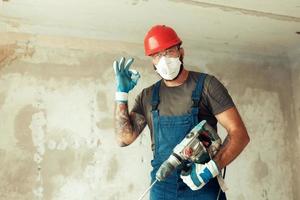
[132,71,235,149]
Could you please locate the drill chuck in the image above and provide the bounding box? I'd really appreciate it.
[156,154,182,181]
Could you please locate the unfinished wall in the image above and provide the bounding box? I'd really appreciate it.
[1,0,299,199]
[290,52,300,200]
[0,32,297,200]
[0,33,154,200]
[189,49,296,200]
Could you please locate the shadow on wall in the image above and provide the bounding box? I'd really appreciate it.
[0,43,35,70]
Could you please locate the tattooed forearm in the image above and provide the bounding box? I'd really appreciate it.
[114,102,146,147]
[130,112,146,135]
[115,102,132,138]
[115,102,132,146]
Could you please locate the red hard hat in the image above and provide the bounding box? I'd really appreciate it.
[144,25,182,56]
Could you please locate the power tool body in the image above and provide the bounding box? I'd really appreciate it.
[155,120,222,181]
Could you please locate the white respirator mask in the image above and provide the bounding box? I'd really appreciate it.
[155,56,182,80]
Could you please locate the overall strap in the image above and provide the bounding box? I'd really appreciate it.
[151,80,161,111]
[151,80,162,158]
[191,73,207,123]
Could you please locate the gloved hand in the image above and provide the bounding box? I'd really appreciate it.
[180,160,220,191]
[113,57,140,102]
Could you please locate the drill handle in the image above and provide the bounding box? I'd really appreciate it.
[179,161,193,176]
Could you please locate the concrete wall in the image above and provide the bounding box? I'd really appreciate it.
[0,33,154,200]
[0,32,298,200]
[290,52,300,200]
[191,50,297,200]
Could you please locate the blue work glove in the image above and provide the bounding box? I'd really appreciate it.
[113,57,140,102]
[180,160,220,191]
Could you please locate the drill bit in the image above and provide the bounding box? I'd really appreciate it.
[137,179,157,200]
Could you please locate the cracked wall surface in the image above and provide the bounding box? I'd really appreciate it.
[0,32,298,200]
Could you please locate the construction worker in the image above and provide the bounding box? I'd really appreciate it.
[113,25,250,200]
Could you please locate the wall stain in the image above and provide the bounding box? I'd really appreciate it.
[262,189,269,200]
[0,44,17,70]
[0,14,20,28]
[97,90,108,112]
[0,151,35,199]
[41,148,76,199]
[0,42,35,71]
[78,150,95,170]
[14,105,40,153]
[1,52,117,85]
[78,53,117,83]
[0,92,5,110]
[130,0,148,5]
[253,154,269,181]
[132,0,138,5]
[128,183,134,192]
[97,117,114,130]
[106,154,119,182]
[108,192,120,200]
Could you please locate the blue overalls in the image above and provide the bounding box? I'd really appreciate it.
[149,73,226,200]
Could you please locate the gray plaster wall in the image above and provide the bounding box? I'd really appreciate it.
[0,32,298,200]
[290,54,300,200]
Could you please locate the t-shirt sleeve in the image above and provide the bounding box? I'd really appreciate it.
[131,89,145,117]
[205,76,235,115]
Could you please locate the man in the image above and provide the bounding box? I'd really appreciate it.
[113,25,250,200]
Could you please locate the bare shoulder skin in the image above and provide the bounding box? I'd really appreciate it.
[114,102,147,147]
[213,107,250,170]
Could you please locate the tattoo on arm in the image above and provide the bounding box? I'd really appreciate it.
[130,112,147,135]
[114,102,146,146]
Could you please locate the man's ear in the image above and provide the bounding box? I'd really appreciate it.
[179,47,184,61]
